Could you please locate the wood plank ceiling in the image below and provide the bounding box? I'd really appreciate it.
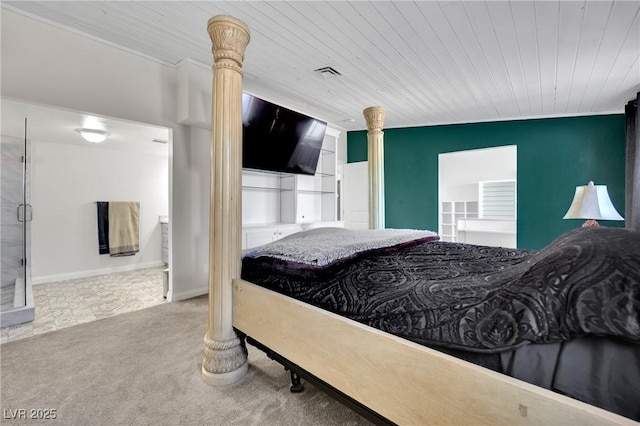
[3,1,639,130]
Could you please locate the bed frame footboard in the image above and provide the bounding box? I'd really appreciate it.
[243,335,393,425]
[232,279,634,425]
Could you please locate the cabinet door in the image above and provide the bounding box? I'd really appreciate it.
[245,229,277,249]
[161,223,169,264]
[276,226,299,240]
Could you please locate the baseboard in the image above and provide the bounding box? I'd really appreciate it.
[168,286,208,302]
[32,261,165,285]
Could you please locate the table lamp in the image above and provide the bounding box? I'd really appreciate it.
[563,181,624,226]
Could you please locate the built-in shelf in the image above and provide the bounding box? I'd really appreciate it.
[297,189,335,194]
[243,168,293,178]
[439,201,478,242]
[242,126,340,228]
[242,185,292,192]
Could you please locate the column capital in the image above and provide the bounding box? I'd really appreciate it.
[363,106,387,133]
[207,15,251,71]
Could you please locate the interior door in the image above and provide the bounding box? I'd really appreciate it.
[343,161,369,229]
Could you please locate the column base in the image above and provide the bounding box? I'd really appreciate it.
[201,334,249,386]
[202,360,248,385]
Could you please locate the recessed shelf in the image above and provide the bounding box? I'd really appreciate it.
[242,185,292,192]
[242,168,293,178]
[297,189,335,194]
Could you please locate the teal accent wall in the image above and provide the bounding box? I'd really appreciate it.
[347,115,626,249]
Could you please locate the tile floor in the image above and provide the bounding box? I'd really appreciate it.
[0,266,166,344]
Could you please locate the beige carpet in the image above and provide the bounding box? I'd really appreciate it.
[0,296,371,425]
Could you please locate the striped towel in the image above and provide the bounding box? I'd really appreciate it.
[108,201,140,256]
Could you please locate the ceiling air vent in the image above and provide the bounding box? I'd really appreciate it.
[314,66,342,79]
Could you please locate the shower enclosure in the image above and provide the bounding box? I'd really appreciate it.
[1,120,34,327]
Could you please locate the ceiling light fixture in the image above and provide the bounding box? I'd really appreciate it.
[76,128,108,143]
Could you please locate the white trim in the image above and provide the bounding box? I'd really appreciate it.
[325,126,342,138]
[168,286,208,302]
[175,57,210,71]
[32,261,165,285]
[378,110,625,132]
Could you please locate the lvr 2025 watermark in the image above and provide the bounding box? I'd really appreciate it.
[3,408,57,420]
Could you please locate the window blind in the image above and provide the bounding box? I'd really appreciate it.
[479,180,516,219]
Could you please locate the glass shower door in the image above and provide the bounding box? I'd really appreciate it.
[1,119,33,326]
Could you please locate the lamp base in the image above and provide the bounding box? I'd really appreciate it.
[582,219,600,227]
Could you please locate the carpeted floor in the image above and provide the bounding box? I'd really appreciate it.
[0,295,371,425]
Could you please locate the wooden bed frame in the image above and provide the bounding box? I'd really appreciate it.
[201,15,635,425]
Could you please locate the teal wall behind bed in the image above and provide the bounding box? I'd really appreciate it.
[347,115,626,250]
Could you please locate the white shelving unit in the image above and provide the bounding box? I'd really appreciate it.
[439,201,478,242]
[241,127,342,249]
[292,134,337,224]
[453,179,517,248]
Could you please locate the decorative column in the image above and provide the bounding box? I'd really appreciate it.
[363,106,387,230]
[202,15,250,386]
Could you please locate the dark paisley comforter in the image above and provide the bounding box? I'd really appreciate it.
[241,226,640,353]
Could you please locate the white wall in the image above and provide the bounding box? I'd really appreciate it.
[31,140,168,282]
[170,126,211,300]
[439,146,517,202]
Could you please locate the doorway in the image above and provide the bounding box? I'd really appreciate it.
[0,98,170,340]
[438,146,517,247]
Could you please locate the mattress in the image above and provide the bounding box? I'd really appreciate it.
[242,226,640,352]
[241,226,640,419]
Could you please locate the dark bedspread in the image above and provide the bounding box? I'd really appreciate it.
[241,226,640,353]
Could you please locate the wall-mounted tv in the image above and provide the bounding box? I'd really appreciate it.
[242,93,327,176]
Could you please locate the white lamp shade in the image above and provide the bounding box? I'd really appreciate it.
[563,181,624,221]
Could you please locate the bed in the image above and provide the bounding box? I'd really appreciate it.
[202,14,638,425]
[240,226,640,422]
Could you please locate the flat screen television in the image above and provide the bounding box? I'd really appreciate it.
[242,93,327,175]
